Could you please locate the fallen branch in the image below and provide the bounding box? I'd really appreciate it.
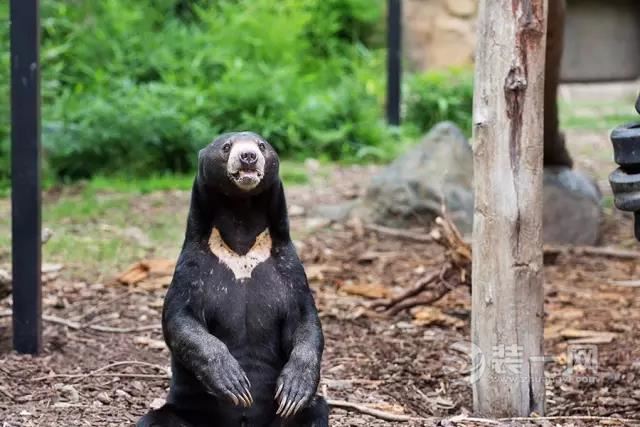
[364,223,433,244]
[544,245,640,260]
[0,311,161,333]
[43,314,161,333]
[370,270,440,309]
[609,279,640,288]
[34,360,169,381]
[385,285,453,316]
[498,415,639,424]
[72,290,137,322]
[327,399,431,423]
[369,216,472,317]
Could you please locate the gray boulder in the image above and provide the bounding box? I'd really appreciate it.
[543,167,602,245]
[354,122,602,245]
[357,122,475,233]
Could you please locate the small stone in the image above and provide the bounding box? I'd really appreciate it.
[115,389,132,400]
[60,384,79,402]
[133,336,166,350]
[131,381,144,393]
[150,397,166,410]
[53,402,73,408]
[96,392,112,404]
[288,204,305,217]
[42,227,54,244]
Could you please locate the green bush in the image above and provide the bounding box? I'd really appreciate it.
[0,0,476,187]
[404,68,474,137]
[0,0,390,184]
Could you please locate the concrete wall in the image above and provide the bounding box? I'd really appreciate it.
[561,0,640,82]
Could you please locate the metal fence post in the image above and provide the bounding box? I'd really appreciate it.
[386,0,402,126]
[10,0,43,355]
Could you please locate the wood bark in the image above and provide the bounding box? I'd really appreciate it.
[471,0,547,417]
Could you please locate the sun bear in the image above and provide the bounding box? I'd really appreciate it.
[138,132,328,427]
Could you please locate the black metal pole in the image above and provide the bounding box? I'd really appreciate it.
[10,0,42,354]
[386,0,402,126]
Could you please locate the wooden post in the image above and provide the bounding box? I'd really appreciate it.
[471,0,547,417]
[10,0,43,354]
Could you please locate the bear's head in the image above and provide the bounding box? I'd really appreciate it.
[197,131,280,197]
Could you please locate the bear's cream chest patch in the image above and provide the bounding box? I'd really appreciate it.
[208,228,272,280]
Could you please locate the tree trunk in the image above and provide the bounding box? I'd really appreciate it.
[471,0,547,417]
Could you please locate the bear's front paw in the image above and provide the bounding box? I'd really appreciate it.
[205,353,253,408]
[274,359,319,418]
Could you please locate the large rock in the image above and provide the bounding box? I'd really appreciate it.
[357,122,475,233]
[354,122,603,245]
[543,167,602,245]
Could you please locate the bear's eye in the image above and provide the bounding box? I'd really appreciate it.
[222,143,231,153]
[258,142,266,152]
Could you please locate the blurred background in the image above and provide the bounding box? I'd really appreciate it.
[0,0,473,186]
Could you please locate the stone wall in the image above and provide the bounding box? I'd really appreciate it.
[403,0,640,81]
[403,0,477,71]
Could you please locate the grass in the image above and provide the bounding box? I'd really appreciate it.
[0,188,185,281]
[0,160,319,281]
[560,100,638,131]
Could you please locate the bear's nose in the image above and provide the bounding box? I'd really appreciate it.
[240,151,257,166]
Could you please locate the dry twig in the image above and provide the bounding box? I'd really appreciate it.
[498,415,639,424]
[35,360,169,381]
[327,399,431,423]
[370,216,472,316]
[43,314,161,333]
[544,245,640,260]
[364,223,433,244]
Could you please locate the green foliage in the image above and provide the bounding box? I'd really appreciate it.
[404,69,474,137]
[0,0,480,189]
[1,0,389,185]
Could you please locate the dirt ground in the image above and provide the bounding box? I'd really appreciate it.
[1,157,639,427]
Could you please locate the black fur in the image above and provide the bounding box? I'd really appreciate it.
[138,132,327,427]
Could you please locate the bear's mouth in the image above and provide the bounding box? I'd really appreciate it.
[230,168,263,190]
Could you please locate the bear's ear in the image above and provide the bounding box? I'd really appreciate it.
[267,179,290,242]
[197,149,206,181]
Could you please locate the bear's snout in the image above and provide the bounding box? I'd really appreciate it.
[240,150,258,167]
[227,139,266,191]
